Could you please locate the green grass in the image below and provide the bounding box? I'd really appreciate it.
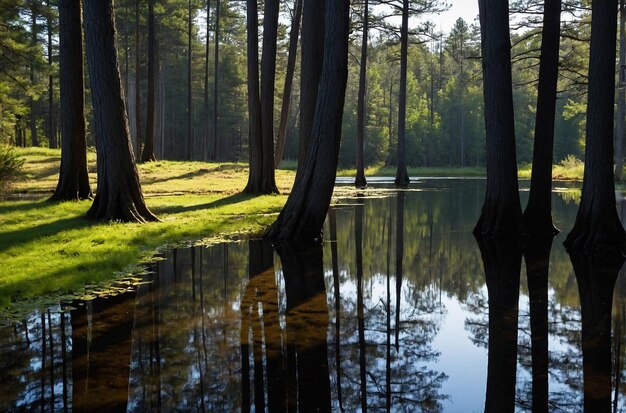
[0,148,295,310]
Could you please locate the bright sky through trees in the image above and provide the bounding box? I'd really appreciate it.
[430,2,479,31]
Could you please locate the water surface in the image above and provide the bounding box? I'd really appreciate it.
[1,179,625,412]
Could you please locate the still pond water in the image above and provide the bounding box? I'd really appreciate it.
[1,179,626,412]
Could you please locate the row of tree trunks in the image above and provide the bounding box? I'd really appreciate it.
[616,0,626,182]
[274,0,302,169]
[266,0,350,241]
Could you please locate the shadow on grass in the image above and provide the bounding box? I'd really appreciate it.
[151,192,254,215]
[141,163,246,185]
[0,213,94,254]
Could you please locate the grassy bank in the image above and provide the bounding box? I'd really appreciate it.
[1,148,294,309]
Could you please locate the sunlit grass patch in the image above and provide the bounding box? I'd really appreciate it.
[1,148,294,310]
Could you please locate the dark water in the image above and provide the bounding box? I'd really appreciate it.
[1,179,626,412]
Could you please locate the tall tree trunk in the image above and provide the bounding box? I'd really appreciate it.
[187,0,193,160]
[141,0,156,162]
[266,0,350,242]
[616,0,626,182]
[474,0,523,237]
[243,0,263,194]
[564,0,626,250]
[274,0,302,169]
[523,0,562,235]
[47,0,56,149]
[394,0,409,187]
[297,0,325,171]
[30,5,39,147]
[355,0,369,188]
[260,0,279,193]
[135,0,142,158]
[50,0,92,201]
[212,0,220,160]
[203,0,211,161]
[83,0,158,222]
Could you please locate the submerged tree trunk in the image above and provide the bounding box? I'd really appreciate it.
[266,0,350,242]
[83,0,158,222]
[141,0,156,162]
[394,0,409,187]
[616,0,626,182]
[569,250,624,413]
[50,0,92,201]
[524,0,562,235]
[297,0,325,171]
[479,237,522,413]
[474,0,523,237]
[355,0,369,188]
[564,0,626,250]
[274,0,302,169]
[523,235,554,413]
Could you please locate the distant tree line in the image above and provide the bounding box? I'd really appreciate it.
[0,0,598,169]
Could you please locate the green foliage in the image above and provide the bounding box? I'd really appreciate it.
[0,146,23,194]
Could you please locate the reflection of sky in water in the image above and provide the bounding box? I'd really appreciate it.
[2,180,626,412]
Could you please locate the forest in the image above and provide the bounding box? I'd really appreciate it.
[0,0,596,168]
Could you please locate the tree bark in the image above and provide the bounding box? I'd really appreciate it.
[274,0,302,169]
[50,0,92,201]
[187,0,193,160]
[47,0,56,149]
[616,0,626,182]
[30,4,39,147]
[135,0,142,158]
[394,0,409,187]
[141,0,156,162]
[523,0,562,235]
[297,0,325,171]
[259,0,279,193]
[266,0,350,242]
[474,0,523,237]
[203,0,211,161]
[243,0,263,194]
[355,0,368,188]
[564,0,626,250]
[212,0,220,160]
[83,0,158,222]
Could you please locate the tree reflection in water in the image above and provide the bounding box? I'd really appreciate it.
[7,181,626,411]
